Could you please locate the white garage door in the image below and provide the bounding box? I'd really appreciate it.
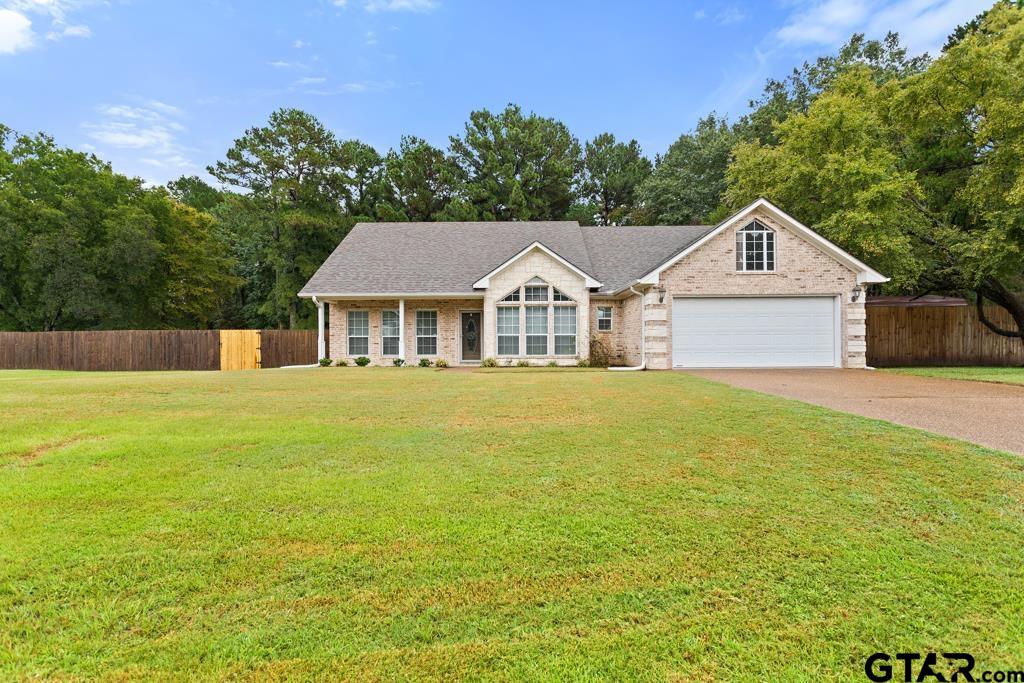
[672,296,838,368]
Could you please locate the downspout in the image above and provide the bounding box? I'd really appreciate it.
[608,284,647,371]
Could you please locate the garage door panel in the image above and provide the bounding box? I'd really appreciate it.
[672,296,836,368]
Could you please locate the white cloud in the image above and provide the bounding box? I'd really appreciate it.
[46,22,88,40]
[716,5,746,25]
[0,9,33,54]
[293,39,308,48]
[365,29,377,45]
[1,0,96,50]
[83,100,196,178]
[332,0,347,6]
[776,0,990,55]
[364,0,437,13]
[303,80,394,95]
[268,59,304,68]
[294,76,326,85]
[693,9,707,20]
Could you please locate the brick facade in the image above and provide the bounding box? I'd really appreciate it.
[642,208,865,369]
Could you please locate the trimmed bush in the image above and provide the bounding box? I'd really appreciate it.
[481,357,498,368]
[334,359,348,367]
[435,359,449,368]
[547,360,558,367]
[354,357,371,367]
[516,359,530,368]
[392,358,405,367]
[318,358,333,367]
[418,358,433,367]
[577,357,591,368]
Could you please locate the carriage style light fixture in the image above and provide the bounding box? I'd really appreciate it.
[656,286,667,304]
[851,285,863,302]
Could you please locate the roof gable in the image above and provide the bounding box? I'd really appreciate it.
[472,242,602,289]
[637,198,888,286]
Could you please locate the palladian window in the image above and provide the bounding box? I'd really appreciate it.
[496,281,578,357]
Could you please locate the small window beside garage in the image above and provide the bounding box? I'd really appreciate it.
[736,220,775,272]
[597,306,612,331]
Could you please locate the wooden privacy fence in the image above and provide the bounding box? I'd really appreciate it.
[867,304,1024,367]
[0,329,319,371]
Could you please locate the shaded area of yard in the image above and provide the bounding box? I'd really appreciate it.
[1,368,1023,680]
[888,366,1024,386]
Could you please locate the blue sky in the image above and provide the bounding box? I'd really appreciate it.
[0,0,992,186]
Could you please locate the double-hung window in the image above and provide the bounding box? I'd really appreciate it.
[347,310,369,355]
[525,307,548,355]
[381,310,400,356]
[497,307,519,355]
[415,310,437,355]
[736,221,775,272]
[597,306,612,331]
[553,306,577,355]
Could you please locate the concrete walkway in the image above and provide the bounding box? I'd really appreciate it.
[684,369,1024,455]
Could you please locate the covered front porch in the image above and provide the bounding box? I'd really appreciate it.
[315,297,485,367]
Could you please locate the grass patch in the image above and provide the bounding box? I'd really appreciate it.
[1,368,1022,680]
[887,366,1024,386]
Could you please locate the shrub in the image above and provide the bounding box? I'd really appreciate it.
[577,357,591,368]
[435,359,449,368]
[481,357,498,368]
[355,356,371,367]
[503,358,515,367]
[318,358,333,367]
[418,358,433,367]
[516,359,530,367]
[334,359,349,367]
[392,358,405,367]
[588,337,614,368]
[546,360,558,367]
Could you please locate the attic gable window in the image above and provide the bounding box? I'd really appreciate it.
[736,220,775,272]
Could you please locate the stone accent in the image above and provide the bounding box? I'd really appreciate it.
[653,208,863,369]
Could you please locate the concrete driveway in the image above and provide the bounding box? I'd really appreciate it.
[684,369,1024,455]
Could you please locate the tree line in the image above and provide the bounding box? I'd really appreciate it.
[2,1,1022,337]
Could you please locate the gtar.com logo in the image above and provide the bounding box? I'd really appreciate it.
[865,652,1023,682]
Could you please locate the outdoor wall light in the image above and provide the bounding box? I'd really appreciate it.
[851,285,863,302]
[656,287,666,304]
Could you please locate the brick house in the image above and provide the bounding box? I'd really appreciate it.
[299,199,887,369]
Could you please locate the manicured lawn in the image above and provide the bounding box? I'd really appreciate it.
[1,368,1022,681]
[888,366,1024,386]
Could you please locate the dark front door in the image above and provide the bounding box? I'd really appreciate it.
[461,311,482,362]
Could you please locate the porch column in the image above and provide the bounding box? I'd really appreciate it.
[315,297,326,360]
[398,298,405,362]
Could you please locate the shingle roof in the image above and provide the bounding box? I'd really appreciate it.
[299,221,717,297]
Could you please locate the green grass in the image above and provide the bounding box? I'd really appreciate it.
[1,368,1022,681]
[887,366,1024,386]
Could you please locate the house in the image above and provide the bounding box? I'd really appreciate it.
[298,198,888,369]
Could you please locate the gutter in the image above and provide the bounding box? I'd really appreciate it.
[609,284,647,372]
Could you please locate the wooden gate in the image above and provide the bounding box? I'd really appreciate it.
[219,330,261,370]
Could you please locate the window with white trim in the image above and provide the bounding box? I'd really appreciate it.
[347,310,369,355]
[552,287,571,302]
[736,220,775,272]
[415,310,437,355]
[381,310,399,356]
[497,307,519,355]
[500,289,520,302]
[525,307,548,355]
[597,306,612,332]
[553,306,577,355]
[524,285,548,302]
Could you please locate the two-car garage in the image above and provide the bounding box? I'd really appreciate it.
[671,296,840,368]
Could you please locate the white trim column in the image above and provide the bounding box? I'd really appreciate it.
[315,297,326,360]
[398,298,405,362]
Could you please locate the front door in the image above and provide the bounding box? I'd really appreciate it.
[461,311,482,362]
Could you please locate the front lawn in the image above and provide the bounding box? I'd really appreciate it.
[1,368,1022,680]
[887,366,1024,386]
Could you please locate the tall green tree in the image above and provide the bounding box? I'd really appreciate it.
[167,175,224,212]
[0,127,236,331]
[448,104,582,221]
[579,133,652,225]
[726,2,1024,337]
[635,114,734,225]
[374,136,466,221]
[208,108,352,328]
